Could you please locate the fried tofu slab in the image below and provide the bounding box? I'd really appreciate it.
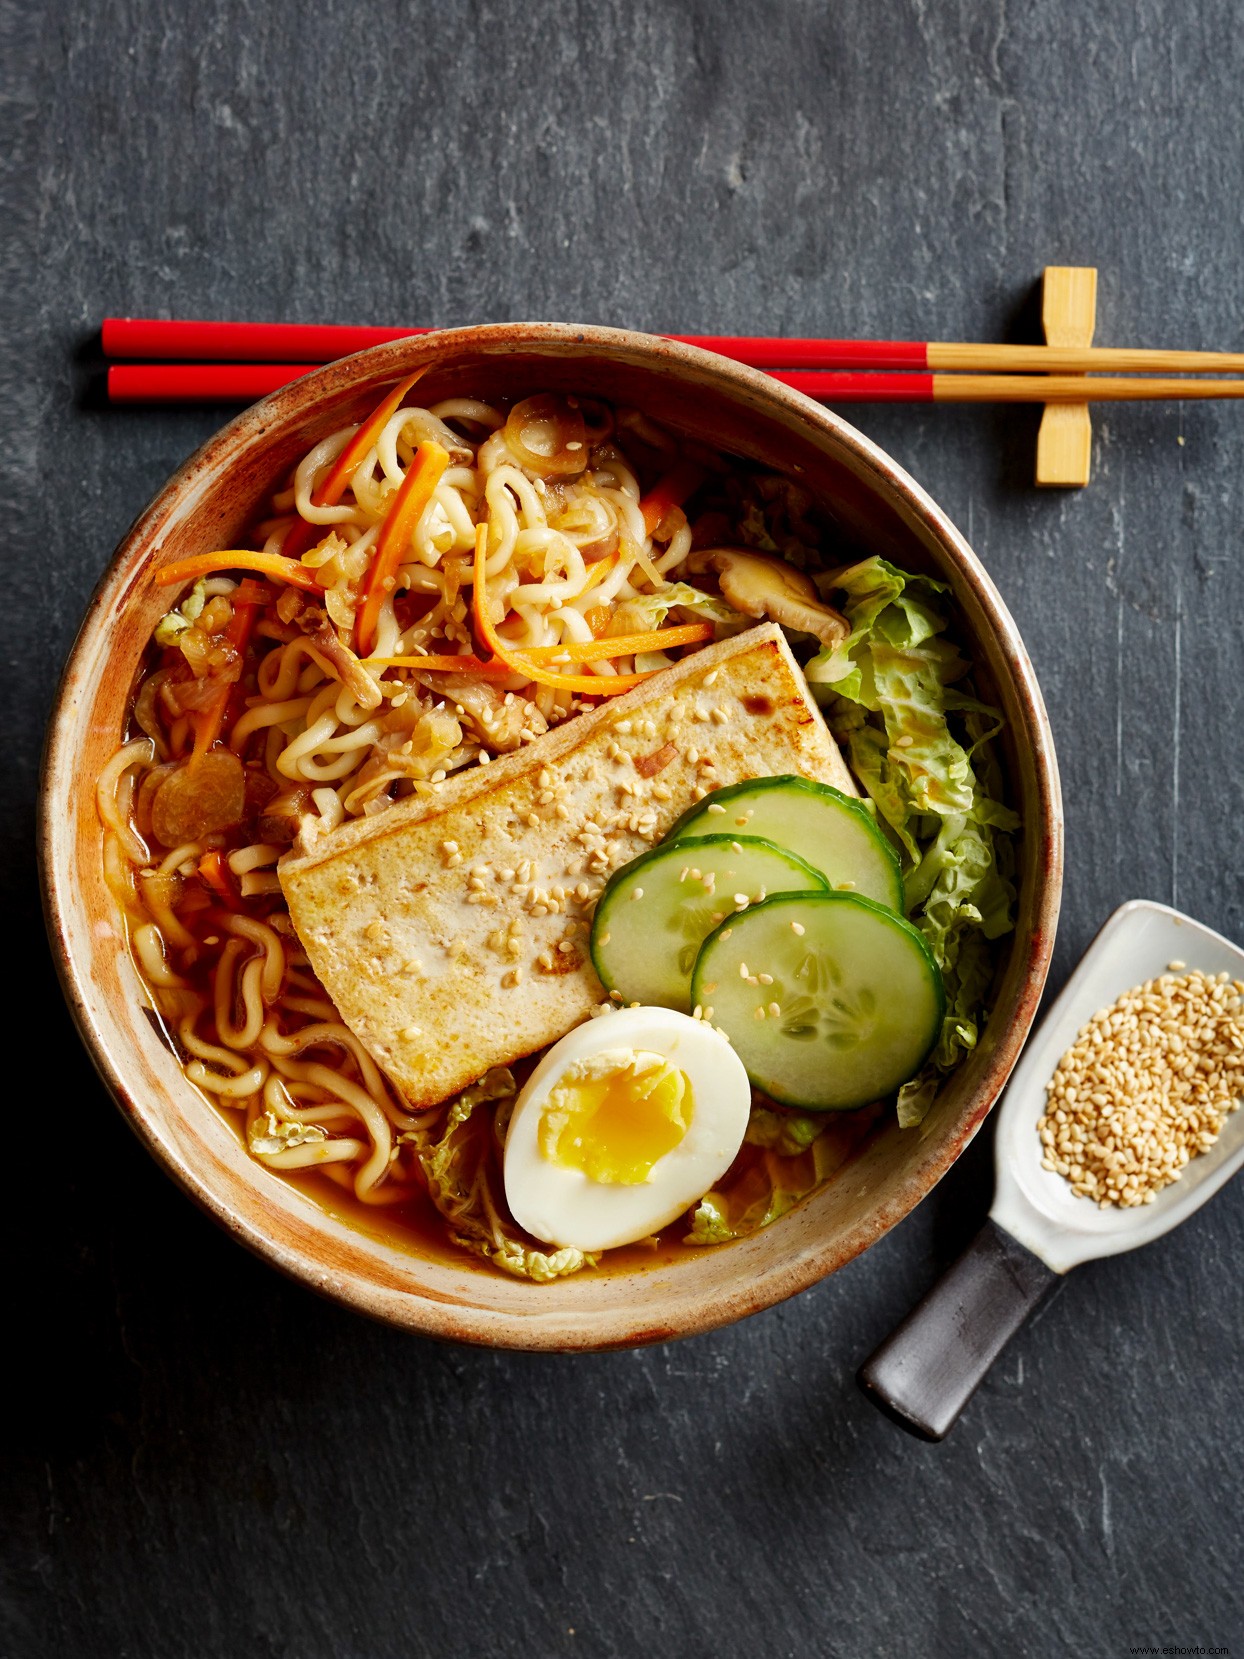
[279,624,856,1107]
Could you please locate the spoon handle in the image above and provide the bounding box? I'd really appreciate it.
[856,1218,1059,1440]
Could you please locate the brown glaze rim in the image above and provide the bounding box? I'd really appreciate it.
[39,322,1063,1349]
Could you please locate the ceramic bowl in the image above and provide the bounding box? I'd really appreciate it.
[40,323,1062,1348]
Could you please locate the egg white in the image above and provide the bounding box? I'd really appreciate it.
[503,1007,752,1252]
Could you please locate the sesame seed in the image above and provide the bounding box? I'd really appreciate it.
[687,747,700,764]
[693,786,708,800]
[598,933,611,946]
[710,706,728,725]
[896,736,914,748]
[692,1004,703,1020]
[754,1006,766,1021]
[768,1001,781,1018]
[707,803,727,815]
[730,841,743,854]
[733,893,749,907]
[401,1025,423,1040]
[790,921,805,936]
[1037,969,1243,1208]
[739,962,749,979]
[704,669,719,686]
[479,750,491,765]
[734,816,749,828]
[631,888,644,901]
[702,982,718,994]
[719,929,732,941]
[758,973,773,985]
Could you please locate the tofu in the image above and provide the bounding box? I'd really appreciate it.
[279,623,856,1107]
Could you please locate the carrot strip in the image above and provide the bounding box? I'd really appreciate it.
[520,622,713,663]
[638,460,705,537]
[362,653,512,679]
[573,548,621,598]
[197,850,233,899]
[354,441,451,657]
[282,368,428,561]
[156,551,323,594]
[191,587,264,760]
[471,527,644,696]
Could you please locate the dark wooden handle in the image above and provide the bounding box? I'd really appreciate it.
[856,1218,1059,1441]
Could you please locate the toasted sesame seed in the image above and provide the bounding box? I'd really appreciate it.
[702,982,718,994]
[734,816,749,828]
[1037,969,1243,1208]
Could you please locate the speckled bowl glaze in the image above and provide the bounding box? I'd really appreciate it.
[40,323,1062,1349]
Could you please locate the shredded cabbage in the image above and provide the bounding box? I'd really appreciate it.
[609,582,746,637]
[805,556,1019,1125]
[153,577,208,646]
[412,1068,598,1283]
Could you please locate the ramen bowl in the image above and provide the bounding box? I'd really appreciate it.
[40,323,1062,1349]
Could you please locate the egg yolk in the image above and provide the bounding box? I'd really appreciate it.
[538,1050,694,1184]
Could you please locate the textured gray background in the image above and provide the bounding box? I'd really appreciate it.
[3,2,1242,1656]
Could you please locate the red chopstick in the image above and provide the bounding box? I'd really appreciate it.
[102,317,930,371]
[106,362,938,404]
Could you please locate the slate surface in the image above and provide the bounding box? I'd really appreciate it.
[3,2,1242,1655]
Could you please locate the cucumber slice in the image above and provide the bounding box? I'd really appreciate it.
[590,836,828,1013]
[667,776,903,912]
[691,892,944,1110]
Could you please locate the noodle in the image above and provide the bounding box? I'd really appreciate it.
[98,389,816,1264]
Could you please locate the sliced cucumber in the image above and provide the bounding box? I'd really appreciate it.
[690,892,944,1110]
[666,776,903,912]
[590,836,828,1013]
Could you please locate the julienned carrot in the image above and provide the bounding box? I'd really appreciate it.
[363,653,511,679]
[520,622,713,663]
[638,459,705,537]
[156,551,323,594]
[282,367,429,561]
[354,441,451,656]
[197,850,233,898]
[191,585,265,760]
[471,527,645,696]
[574,548,621,597]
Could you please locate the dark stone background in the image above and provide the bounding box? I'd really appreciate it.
[3,3,1241,1655]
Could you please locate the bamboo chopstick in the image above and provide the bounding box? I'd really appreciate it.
[106,362,1244,406]
[100,317,1244,377]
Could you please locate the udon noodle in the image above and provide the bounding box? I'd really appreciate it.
[98,385,874,1279]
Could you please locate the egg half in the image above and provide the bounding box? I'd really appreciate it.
[503,1007,752,1252]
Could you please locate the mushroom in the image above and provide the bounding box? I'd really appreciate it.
[687,548,849,648]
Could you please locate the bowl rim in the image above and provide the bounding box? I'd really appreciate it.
[39,321,1063,1347]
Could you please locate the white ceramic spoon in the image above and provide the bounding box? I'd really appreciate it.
[858,900,1244,1439]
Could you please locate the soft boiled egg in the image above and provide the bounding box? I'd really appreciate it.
[503,1007,752,1253]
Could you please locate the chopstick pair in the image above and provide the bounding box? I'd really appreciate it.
[100,317,1244,405]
